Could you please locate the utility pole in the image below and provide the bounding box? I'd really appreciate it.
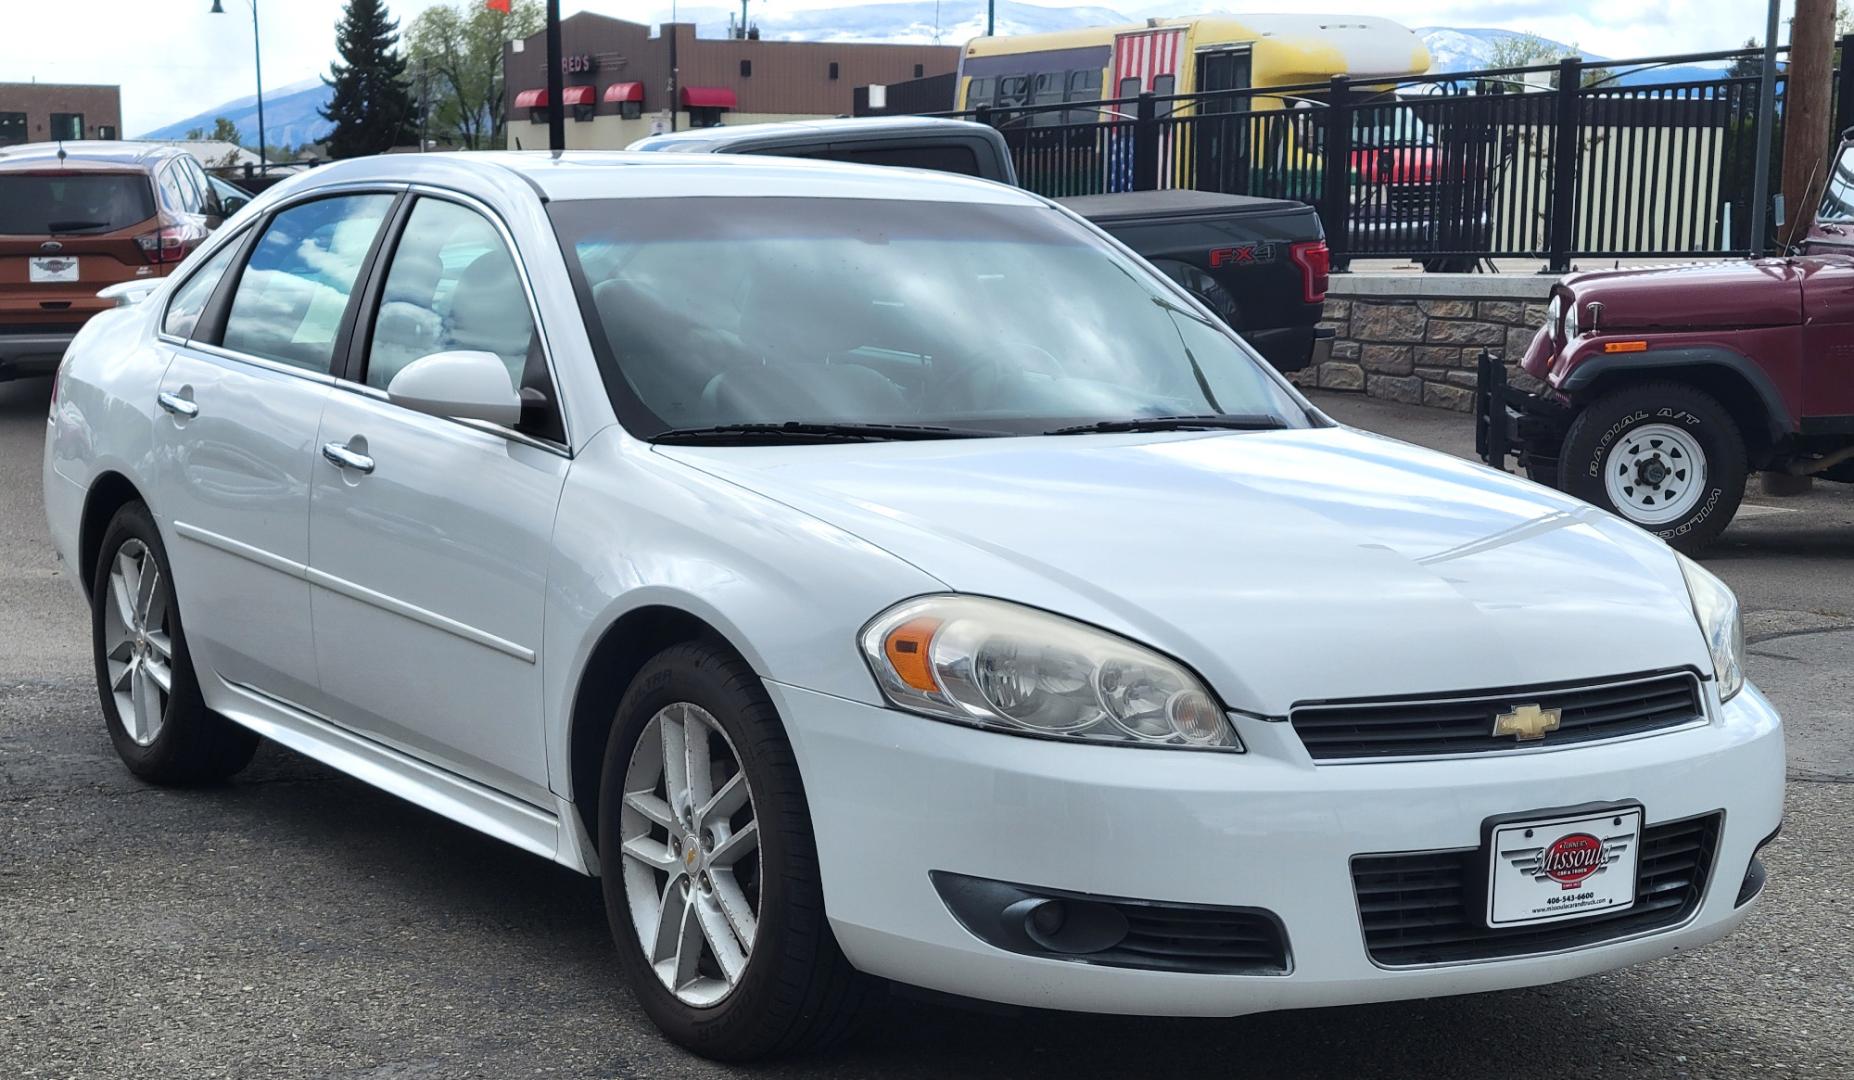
[1781,0,1837,245]
[987,0,995,37]
[546,0,564,152]
[1749,0,1781,253]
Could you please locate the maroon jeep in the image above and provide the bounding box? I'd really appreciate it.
[1477,163,1854,551]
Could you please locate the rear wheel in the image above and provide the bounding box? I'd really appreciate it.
[90,502,258,783]
[598,642,870,1060]
[1558,383,1747,551]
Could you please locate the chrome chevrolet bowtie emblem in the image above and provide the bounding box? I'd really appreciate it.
[1493,703,1561,741]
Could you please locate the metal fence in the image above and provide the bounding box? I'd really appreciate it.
[940,41,1849,270]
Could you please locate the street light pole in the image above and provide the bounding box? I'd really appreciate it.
[210,0,267,175]
[1749,0,1781,253]
[546,0,565,152]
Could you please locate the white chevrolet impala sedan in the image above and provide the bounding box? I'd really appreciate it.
[43,153,1783,1060]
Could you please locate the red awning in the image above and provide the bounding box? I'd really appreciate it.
[679,86,737,109]
[561,84,595,107]
[514,88,547,109]
[603,81,644,104]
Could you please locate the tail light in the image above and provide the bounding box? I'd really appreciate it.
[1289,240,1330,305]
[135,221,206,265]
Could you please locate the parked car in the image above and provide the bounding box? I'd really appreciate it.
[45,152,1782,1061]
[0,142,232,382]
[628,117,1334,374]
[1477,134,1854,548]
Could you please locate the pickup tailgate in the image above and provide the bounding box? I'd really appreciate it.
[1058,190,1328,373]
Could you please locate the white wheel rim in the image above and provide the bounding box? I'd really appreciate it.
[619,702,761,1008]
[101,538,172,747]
[1602,423,1707,526]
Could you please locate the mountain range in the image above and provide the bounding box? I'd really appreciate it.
[137,5,1734,145]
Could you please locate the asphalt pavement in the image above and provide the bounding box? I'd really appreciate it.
[2,375,1849,1079]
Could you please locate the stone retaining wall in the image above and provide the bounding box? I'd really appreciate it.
[1288,276,1554,412]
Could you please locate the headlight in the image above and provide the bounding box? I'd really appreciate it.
[860,595,1241,750]
[1548,293,1579,338]
[1677,554,1744,701]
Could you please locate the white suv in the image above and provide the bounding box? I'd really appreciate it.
[43,152,1783,1061]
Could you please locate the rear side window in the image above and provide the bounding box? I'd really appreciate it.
[0,174,156,235]
[156,166,189,214]
[221,194,394,374]
[162,240,242,339]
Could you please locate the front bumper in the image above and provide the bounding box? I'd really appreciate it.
[771,679,1783,1016]
[1475,350,1573,480]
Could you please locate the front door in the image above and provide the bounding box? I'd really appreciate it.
[153,192,396,707]
[307,195,568,805]
[1194,48,1254,194]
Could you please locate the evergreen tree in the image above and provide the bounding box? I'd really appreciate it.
[319,0,417,158]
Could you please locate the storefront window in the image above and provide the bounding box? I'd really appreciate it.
[50,113,85,140]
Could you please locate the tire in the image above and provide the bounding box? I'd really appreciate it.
[90,501,259,784]
[598,641,871,1060]
[1558,382,1748,552]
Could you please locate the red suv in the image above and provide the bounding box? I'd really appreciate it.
[0,142,234,381]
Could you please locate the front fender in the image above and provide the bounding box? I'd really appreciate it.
[1556,340,1796,442]
[540,425,944,800]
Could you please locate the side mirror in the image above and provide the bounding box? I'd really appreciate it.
[386,351,523,426]
[220,193,250,216]
[1773,194,1788,232]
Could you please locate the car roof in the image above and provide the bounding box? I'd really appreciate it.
[265,149,1043,207]
[0,140,190,173]
[629,116,995,151]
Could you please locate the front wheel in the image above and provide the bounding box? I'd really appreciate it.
[1558,382,1747,551]
[598,642,871,1060]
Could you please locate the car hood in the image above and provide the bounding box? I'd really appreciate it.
[659,428,1712,714]
[1562,259,1801,331]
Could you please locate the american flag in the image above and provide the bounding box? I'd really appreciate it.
[1107,28,1185,192]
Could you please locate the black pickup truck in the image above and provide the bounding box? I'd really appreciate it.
[628,117,1333,373]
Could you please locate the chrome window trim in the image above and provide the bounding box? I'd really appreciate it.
[157,225,252,336]
[327,378,572,459]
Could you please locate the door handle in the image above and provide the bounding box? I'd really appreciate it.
[156,391,197,418]
[321,441,375,475]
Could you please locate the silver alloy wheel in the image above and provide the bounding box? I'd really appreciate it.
[101,538,173,747]
[1603,422,1707,526]
[619,701,761,1008]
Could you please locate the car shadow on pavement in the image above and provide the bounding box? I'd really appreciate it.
[140,744,1800,1080]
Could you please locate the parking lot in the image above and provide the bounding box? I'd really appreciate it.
[2,373,1849,1078]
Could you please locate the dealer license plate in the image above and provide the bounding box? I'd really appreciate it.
[29,256,79,284]
[1486,807,1642,927]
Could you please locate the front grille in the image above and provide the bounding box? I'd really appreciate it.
[1353,812,1722,967]
[1291,671,1703,761]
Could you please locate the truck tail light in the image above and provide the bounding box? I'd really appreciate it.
[1289,240,1330,305]
[136,221,205,265]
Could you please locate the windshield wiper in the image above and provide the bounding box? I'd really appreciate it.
[1046,414,1287,436]
[46,220,113,234]
[650,421,1002,443]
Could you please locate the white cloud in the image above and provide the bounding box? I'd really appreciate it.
[0,0,1794,137]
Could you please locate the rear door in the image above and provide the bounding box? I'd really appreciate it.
[152,190,398,710]
[0,168,160,331]
[1194,48,1253,194]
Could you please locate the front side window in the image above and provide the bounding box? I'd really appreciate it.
[552,197,1305,438]
[366,198,536,392]
[162,239,242,339]
[220,194,393,374]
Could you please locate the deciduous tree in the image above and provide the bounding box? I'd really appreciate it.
[406,0,544,151]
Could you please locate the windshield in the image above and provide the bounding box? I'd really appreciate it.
[0,173,157,235]
[1352,107,1432,149]
[550,197,1308,438]
[1820,146,1854,222]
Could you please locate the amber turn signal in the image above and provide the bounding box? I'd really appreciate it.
[884,617,943,692]
[1603,340,1648,353]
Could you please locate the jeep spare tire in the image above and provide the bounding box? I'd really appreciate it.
[1558,382,1747,552]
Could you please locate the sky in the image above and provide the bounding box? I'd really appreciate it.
[0,0,1802,137]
